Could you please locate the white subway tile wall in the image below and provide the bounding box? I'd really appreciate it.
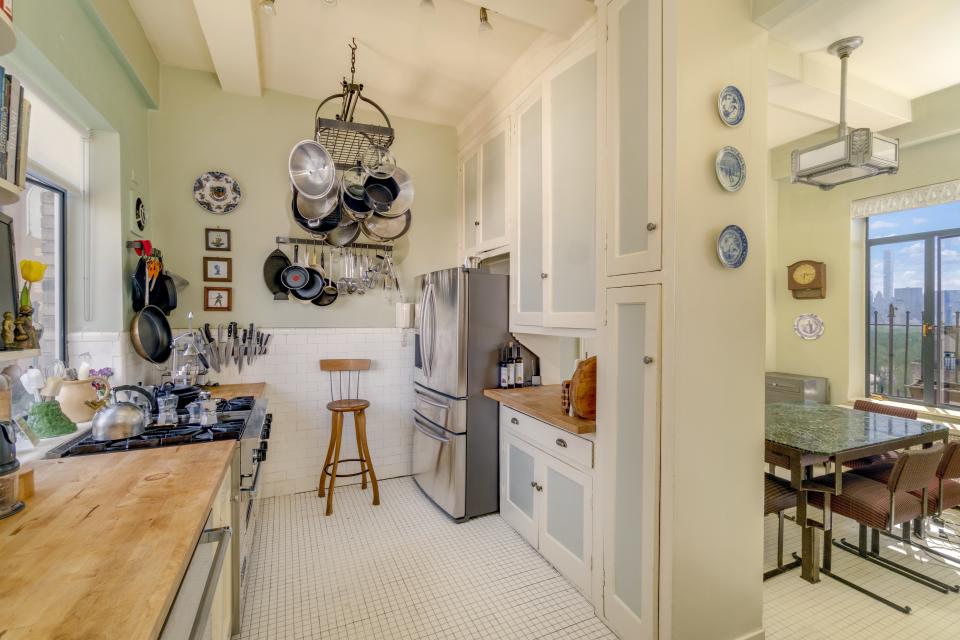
[68,328,416,499]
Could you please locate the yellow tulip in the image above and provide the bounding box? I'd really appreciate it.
[19,260,46,283]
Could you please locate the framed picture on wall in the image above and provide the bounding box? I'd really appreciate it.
[203,257,232,282]
[205,228,231,251]
[204,286,232,311]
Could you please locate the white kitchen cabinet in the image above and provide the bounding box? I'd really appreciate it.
[597,285,660,640]
[461,150,480,255]
[512,90,544,327]
[460,123,510,257]
[604,0,662,276]
[500,406,593,597]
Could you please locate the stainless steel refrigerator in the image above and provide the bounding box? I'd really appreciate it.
[413,267,509,520]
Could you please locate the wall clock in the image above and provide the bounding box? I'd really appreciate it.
[787,260,826,299]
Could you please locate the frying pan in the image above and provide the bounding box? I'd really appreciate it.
[151,272,178,315]
[281,245,310,291]
[130,302,173,364]
[263,248,291,300]
[290,244,325,304]
[361,209,412,241]
[311,286,339,307]
[292,189,340,233]
[326,219,361,247]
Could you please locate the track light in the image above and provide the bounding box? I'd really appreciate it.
[479,6,493,32]
[258,0,277,15]
[420,0,436,10]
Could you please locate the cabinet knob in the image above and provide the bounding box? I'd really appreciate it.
[555,438,568,448]
[536,483,543,492]
[474,221,480,226]
[530,480,537,488]
[647,222,658,231]
[510,417,519,425]
[643,356,654,364]
[540,272,548,279]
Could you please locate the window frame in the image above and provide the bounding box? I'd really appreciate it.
[865,219,960,408]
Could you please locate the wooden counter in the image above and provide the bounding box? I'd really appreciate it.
[0,441,236,640]
[484,385,596,435]
[204,382,266,401]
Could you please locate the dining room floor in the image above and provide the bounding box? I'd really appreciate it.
[240,477,616,640]
[764,503,960,640]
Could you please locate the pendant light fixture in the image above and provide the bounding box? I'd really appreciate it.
[478,7,493,32]
[790,37,899,190]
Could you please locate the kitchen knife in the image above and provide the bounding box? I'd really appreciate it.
[231,322,240,365]
[261,333,271,355]
[203,323,221,372]
[238,328,247,372]
[247,323,255,365]
[217,323,225,366]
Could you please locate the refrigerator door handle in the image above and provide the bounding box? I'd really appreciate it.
[427,281,438,378]
[418,282,432,377]
[414,416,451,443]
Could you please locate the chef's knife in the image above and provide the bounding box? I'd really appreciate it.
[216,323,225,366]
[261,333,271,355]
[203,323,221,372]
[238,328,247,372]
[247,323,255,366]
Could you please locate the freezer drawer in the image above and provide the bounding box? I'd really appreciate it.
[412,413,466,519]
[414,383,467,434]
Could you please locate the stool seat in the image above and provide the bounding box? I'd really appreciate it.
[327,398,370,412]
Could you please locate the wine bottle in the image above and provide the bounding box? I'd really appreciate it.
[499,346,509,389]
[514,344,524,388]
[506,342,516,389]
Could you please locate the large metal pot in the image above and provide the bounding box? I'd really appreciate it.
[91,402,147,441]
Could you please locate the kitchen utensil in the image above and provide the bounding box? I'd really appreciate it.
[261,334,272,354]
[376,167,413,218]
[326,219,361,247]
[281,245,310,291]
[153,271,178,315]
[130,265,173,364]
[289,246,325,304]
[246,323,255,366]
[296,189,338,221]
[202,323,221,372]
[0,423,24,519]
[238,328,247,372]
[40,376,63,400]
[569,356,597,420]
[361,144,397,179]
[155,394,179,425]
[363,182,395,213]
[19,368,44,402]
[112,385,159,416]
[91,401,147,442]
[362,209,411,241]
[56,378,107,423]
[291,189,341,233]
[157,382,201,411]
[289,140,336,199]
[320,247,338,295]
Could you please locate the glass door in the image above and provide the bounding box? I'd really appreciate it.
[938,235,960,407]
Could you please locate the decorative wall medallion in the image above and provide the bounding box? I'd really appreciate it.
[794,313,825,340]
[194,171,242,214]
[717,85,745,127]
[134,195,147,231]
[717,224,748,268]
[715,146,746,192]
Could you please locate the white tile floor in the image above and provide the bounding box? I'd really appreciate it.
[764,505,960,640]
[241,477,617,640]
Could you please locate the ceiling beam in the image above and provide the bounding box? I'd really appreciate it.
[752,0,819,30]
[459,0,595,37]
[191,0,262,96]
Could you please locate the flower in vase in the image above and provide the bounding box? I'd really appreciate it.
[19,260,47,310]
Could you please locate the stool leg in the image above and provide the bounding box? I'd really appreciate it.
[325,412,344,516]
[354,411,369,490]
[356,409,380,506]
[318,416,338,498]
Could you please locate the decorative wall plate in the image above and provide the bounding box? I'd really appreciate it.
[194,171,242,214]
[717,85,745,127]
[134,196,147,231]
[794,313,825,340]
[717,224,748,268]
[715,146,746,192]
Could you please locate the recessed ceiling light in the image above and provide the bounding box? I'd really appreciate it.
[258,0,277,15]
[420,0,436,10]
[479,7,493,32]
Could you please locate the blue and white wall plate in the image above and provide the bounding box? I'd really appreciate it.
[794,313,825,340]
[717,85,745,127]
[715,146,746,192]
[717,224,748,268]
[194,171,242,214]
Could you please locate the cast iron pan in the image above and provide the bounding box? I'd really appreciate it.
[263,248,291,300]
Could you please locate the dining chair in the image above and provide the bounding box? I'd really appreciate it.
[809,446,957,610]
[764,473,801,580]
[842,400,919,470]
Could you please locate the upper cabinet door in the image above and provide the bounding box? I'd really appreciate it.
[605,0,662,276]
[461,150,480,255]
[543,44,598,330]
[479,123,509,251]
[513,91,544,328]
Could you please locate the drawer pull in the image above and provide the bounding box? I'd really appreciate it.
[555,438,568,448]
[510,417,519,425]
[643,356,654,364]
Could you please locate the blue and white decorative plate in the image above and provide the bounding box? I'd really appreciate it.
[794,313,825,340]
[717,224,748,268]
[715,146,746,192]
[717,85,745,127]
[194,171,242,214]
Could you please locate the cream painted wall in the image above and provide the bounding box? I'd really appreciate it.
[766,177,779,370]
[665,1,767,638]
[771,85,960,405]
[149,66,458,328]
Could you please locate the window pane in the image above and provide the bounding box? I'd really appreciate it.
[3,180,65,366]
[867,240,924,398]
[940,235,960,407]
[867,201,960,239]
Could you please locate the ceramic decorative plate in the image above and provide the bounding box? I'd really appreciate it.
[794,313,825,340]
[717,224,748,268]
[134,196,147,231]
[194,171,242,214]
[715,146,746,192]
[717,85,745,127]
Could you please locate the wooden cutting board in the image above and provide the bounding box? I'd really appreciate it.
[569,356,596,420]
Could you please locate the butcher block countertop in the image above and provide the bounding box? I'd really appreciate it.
[0,441,236,640]
[484,385,596,435]
[205,382,266,400]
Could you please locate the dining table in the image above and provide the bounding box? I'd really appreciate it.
[764,402,950,583]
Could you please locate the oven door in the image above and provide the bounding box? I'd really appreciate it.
[412,412,466,519]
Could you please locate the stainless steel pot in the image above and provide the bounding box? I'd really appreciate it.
[91,402,147,441]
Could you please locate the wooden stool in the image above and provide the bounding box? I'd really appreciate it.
[317,358,379,515]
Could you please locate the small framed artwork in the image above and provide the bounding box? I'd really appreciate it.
[203,256,232,282]
[205,228,231,251]
[204,286,232,311]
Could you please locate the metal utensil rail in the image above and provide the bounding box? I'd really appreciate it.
[275,236,393,252]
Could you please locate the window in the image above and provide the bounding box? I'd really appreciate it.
[4,177,66,367]
[866,201,960,408]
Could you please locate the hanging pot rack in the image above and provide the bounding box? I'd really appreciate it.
[275,235,393,252]
[315,38,395,170]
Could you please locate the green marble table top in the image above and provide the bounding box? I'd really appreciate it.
[765,402,948,456]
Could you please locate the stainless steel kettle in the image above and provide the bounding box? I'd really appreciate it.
[90,389,150,442]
